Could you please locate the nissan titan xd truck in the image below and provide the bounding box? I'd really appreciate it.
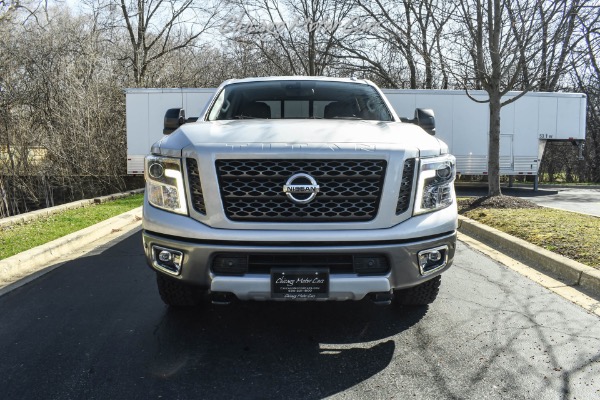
[142,77,457,308]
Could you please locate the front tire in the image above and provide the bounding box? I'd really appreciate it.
[393,275,441,306]
[156,273,204,307]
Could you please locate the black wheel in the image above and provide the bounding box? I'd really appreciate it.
[156,273,204,307]
[393,275,441,306]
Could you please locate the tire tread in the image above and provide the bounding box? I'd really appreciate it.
[394,276,441,306]
[156,273,203,307]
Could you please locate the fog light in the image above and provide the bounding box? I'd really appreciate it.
[212,255,248,275]
[158,251,173,262]
[428,251,442,262]
[152,245,183,275]
[354,256,390,275]
[418,246,448,275]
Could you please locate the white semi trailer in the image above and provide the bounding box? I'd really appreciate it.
[125,87,586,186]
[382,89,587,181]
[126,88,216,175]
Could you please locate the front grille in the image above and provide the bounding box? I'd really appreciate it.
[211,254,390,275]
[249,254,354,274]
[215,159,387,222]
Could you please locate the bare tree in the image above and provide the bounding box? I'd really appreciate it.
[224,0,355,76]
[0,0,38,215]
[570,5,600,182]
[0,3,133,216]
[113,0,221,86]
[451,0,585,196]
[346,0,453,89]
[536,1,584,91]
[0,0,28,23]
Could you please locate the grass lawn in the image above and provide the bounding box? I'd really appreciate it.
[459,197,600,269]
[0,194,144,260]
[2,193,598,270]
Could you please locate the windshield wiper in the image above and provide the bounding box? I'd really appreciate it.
[234,115,259,119]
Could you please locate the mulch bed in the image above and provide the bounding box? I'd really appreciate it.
[458,195,541,213]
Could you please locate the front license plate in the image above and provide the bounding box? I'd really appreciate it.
[271,268,329,300]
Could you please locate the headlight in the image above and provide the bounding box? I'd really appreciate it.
[145,155,188,215]
[414,154,456,215]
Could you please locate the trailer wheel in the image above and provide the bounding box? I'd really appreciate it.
[393,276,441,306]
[156,273,204,307]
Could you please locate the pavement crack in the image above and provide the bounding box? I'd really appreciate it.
[451,297,600,341]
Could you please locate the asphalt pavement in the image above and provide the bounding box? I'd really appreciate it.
[0,232,599,399]
[517,187,600,217]
[456,184,600,216]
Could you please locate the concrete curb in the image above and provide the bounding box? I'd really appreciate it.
[2,188,598,303]
[0,189,144,229]
[0,207,142,292]
[455,182,600,190]
[458,215,600,297]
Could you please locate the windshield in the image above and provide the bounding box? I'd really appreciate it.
[206,80,394,121]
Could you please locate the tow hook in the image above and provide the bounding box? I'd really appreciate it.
[211,292,235,305]
[370,291,393,306]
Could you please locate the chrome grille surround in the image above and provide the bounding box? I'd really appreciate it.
[214,159,387,222]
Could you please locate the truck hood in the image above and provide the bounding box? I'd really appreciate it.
[152,119,448,157]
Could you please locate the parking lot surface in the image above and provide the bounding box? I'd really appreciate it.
[0,232,599,399]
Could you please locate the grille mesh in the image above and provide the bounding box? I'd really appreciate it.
[186,158,206,214]
[396,158,416,214]
[211,254,390,275]
[214,159,387,222]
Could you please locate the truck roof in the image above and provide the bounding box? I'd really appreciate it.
[219,76,373,86]
[123,77,375,95]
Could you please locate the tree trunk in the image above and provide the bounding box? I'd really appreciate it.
[488,94,502,196]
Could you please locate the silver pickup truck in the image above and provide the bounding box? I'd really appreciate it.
[142,76,457,308]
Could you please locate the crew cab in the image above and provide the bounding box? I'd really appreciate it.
[142,76,457,308]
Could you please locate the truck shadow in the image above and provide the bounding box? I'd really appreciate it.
[0,232,427,399]
[148,300,428,399]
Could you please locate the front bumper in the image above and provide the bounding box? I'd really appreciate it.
[142,229,456,301]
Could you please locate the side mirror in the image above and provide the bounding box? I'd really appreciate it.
[414,108,435,135]
[400,108,436,135]
[163,108,186,135]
